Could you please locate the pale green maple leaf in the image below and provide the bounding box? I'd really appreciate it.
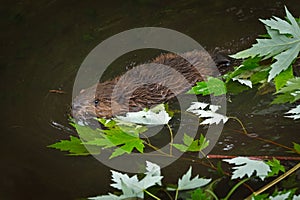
[232,77,253,88]
[293,194,300,200]
[223,157,271,180]
[273,77,300,104]
[269,191,291,200]
[168,167,211,191]
[90,161,163,199]
[187,102,228,125]
[285,105,300,120]
[231,7,300,81]
[115,104,171,125]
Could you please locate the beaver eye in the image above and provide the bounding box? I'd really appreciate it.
[94,99,99,106]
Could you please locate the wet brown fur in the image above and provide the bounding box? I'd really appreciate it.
[72,50,219,121]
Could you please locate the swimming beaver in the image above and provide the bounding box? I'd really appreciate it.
[72,50,228,123]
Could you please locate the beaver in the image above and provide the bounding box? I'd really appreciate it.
[72,50,229,124]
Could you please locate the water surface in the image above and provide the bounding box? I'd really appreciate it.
[1,0,300,199]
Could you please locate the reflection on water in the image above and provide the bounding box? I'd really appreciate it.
[1,0,300,199]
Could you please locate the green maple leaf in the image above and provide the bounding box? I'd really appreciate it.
[231,6,300,81]
[224,57,261,82]
[272,77,300,104]
[251,193,269,200]
[85,129,144,159]
[173,134,209,152]
[274,66,294,91]
[293,142,300,154]
[266,158,285,177]
[190,188,210,200]
[48,136,100,156]
[276,77,300,94]
[70,121,103,141]
[187,77,226,96]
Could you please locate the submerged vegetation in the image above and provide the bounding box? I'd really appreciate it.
[49,6,300,199]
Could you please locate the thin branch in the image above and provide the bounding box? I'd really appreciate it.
[245,162,300,200]
[144,189,161,200]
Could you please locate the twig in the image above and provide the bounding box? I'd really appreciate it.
[228,128,297,153]
[207,155,300,161]
[245,162,300,200]
[144,189,161,200]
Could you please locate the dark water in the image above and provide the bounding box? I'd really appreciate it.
[1,0,300,199]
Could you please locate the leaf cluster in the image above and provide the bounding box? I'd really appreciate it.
[49,119,146,158]
[231,6,300,82]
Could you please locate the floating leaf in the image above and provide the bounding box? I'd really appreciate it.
[272,93,295,104]
[274,66,294,91]
[85,129,144,159]
[145,161,162,185]
[89,193,123,200]
[226,80,250,94]
[285,105,300,120]
[224,57,261,82]
[188,77,226,96]
[173,134,209,152]
[90,161,163,199]
[266,158,285,176]
[48,136,100,156]
[70,121,103,141]
[293,142,300,154]
[232,77,253,88]
[223,157,271,180]
[272,77,300,104]
[250,68,270,84]
[269,191,291,200]
[115,104,171,125]
[293,194,300,200]
[231,7,300,81]
[190,188,210,200]
[187,102,228,125]
[168,167,211,191]
[251,193,269,200]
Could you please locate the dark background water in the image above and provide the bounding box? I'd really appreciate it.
[1,0,300,199]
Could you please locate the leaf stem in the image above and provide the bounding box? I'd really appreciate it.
[144,189,161,200]
[145,142,171,157]
[222,178,250,200]
[167,124,174,156]
[174,188,179,200]
[228,128,296,152]
[228,116,248,135]
[161,188,174,200]
[205,189,219,200]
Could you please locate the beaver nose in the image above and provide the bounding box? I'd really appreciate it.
[72,103,82,112]
[71,100,85,117]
